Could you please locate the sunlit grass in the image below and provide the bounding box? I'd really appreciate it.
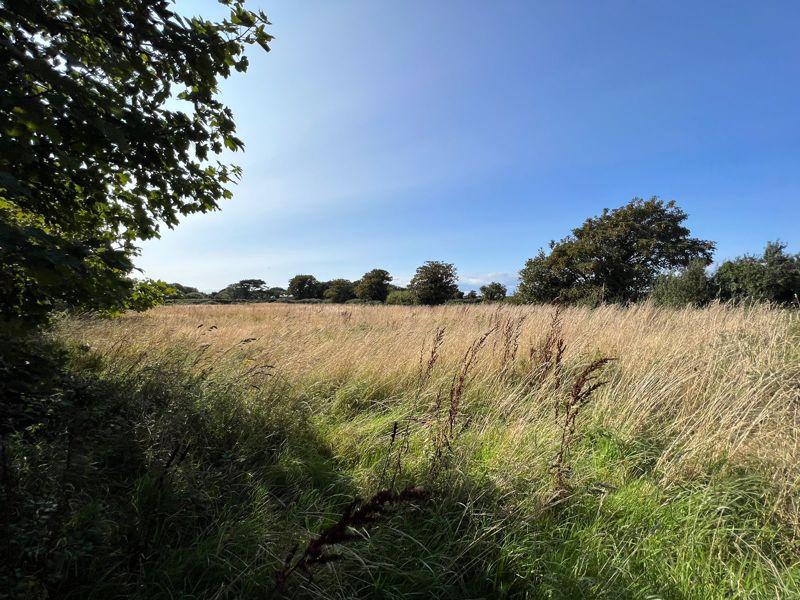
[50,301,800,598]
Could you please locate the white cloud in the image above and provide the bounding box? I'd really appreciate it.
[460,272,517,288]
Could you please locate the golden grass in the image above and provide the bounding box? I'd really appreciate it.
[63,301,800,522]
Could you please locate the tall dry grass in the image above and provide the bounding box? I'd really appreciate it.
[63,301,800,523]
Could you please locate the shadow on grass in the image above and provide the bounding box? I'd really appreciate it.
[1,334,358,599]
[2,337,796,599]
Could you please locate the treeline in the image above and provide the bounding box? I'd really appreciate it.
[167,264,507,306]
[166,198,799,309]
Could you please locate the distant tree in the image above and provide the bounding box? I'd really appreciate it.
[323,279,356,303]
[409,261,459,306]
[650,260,712,307]
[288,275,322,300]
[386,290,418,305]
[354,269,393,302]
[714,242,800,304]
[267,287,287,299]
[167,283,202,299]
[517,198,715,305]
[0,1,272,324]
[215,279,266,301]
[480,282,507,302]
[465,290,478,300]
[234,279,267,300]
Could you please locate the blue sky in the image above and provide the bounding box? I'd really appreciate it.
[138,0,800,291]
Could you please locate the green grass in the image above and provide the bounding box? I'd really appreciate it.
[2,332,798,599]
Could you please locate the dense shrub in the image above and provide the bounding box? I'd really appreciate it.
[386,290,418,305]
[651,260,712,307]
[714,242,800,304]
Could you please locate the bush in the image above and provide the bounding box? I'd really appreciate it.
[386,290,418,305]
[714,242,800,304]
[651,260,712,307]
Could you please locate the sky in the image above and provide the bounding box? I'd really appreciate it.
[137,0,800,292]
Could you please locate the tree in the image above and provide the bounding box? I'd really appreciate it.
[386,290,418,305]
[168,283,202,299]
[232,279,267,300]
[480,282,507,302]
[323,279,356,303]
[517,198,714,304]
[714,242,800,304]
[123,279,175,312]
[409,261,459,306]
[288,275,322,300]
[650,260,712,307]
[214,279,266,301]
[0,1,272,324]
[354,269,392,302]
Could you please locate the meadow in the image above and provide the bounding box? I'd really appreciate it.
[12,302,800,598]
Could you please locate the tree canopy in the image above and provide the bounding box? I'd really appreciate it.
[517,198,714,304]
[409,261,459,306]
[715,242,800,304]
[323,279,356,303]
[354,269,392,302]
[288,274,322,300]
[480,282,507,302]
[0,0,271,323]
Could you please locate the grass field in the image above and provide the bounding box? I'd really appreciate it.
[10,303,800,598]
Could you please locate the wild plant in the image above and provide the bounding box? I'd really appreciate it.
[551,357,615,492]
[499,314,527,378]
[274,484,428,591]
[418,326,445,388]
[530,304,566,392]
[429,326,497,474]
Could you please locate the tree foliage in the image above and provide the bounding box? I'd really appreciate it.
[714,242,800,304]
[0,0,271,323]
[409,261,459,306]
[517,198,714,304]
[480,282,507,302]
[220,279,267,300]
[651,260,712,307]
[288,274,322,300]
[167,283,202,298]
[323,279,356,303]
[354,268,392,302]
[123,279,175,312]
